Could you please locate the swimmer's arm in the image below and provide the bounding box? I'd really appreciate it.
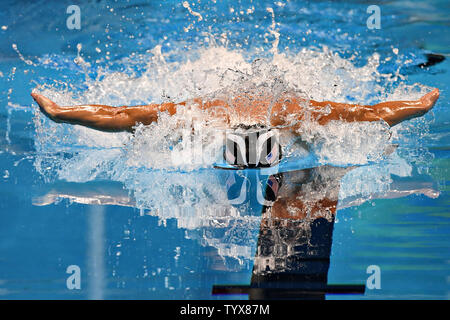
[309,88,440,126]
[31,93,180,132]
[32,88,439,132]
[273,88,439,128]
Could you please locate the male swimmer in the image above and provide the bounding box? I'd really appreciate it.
[31,88,439,133]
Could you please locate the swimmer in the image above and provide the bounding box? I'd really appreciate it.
[31,88,439,133]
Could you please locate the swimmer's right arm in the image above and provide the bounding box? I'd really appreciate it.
[32,93,231,132]
[31,93,181,132]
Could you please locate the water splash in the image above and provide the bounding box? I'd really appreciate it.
[33,42,428,173]
[30,25,436,264]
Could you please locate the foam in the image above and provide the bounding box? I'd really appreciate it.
[32,31,434,263]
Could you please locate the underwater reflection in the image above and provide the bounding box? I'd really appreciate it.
[33,163,438,299]
[214,166,363,300]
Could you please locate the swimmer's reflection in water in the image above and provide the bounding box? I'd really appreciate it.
[257,167,362,299]
[33,166,438,299]
[214,166,366,300]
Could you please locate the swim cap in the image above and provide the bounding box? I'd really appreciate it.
[224,124,282,169]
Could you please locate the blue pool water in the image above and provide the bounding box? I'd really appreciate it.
[0,0,449,299]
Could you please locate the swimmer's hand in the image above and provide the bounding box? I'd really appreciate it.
[376,88,440,126]
[420,88,440,111]
[31,93,63,123]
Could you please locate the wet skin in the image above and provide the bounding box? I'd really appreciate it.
[31,88,439,133]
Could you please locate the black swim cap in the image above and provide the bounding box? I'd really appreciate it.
[224,124,282,169]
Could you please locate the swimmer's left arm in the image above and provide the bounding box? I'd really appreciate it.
[271,88,439,129]
[309,88,439,126]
